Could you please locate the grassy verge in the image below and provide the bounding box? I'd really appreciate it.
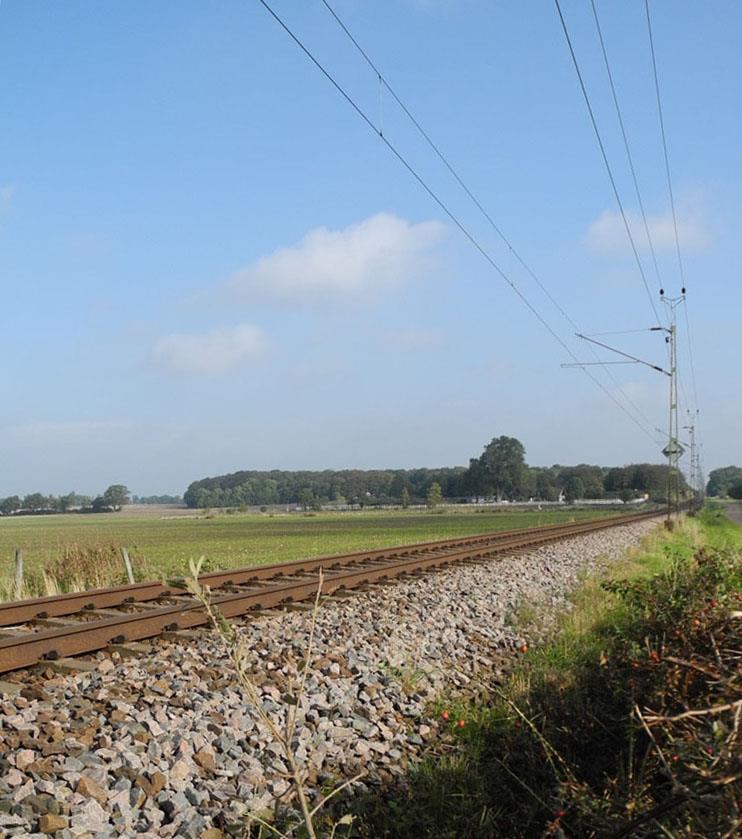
[0,507,618,600]
[355,510,741,837]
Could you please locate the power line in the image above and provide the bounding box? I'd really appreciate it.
[553,0,662,328]
[589,0,665,299]
[320,0,578,333]
[644,1,701,446]
[644,0,685,290]
[255,0,664,445]
[318,0,661,436]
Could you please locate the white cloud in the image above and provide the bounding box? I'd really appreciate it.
[153,324,268,375]
[227,213,444,303]
[585,207,710,254]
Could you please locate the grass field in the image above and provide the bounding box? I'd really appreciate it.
[0,507,620,596]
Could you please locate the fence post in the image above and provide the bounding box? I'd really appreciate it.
[14,549,24,600]
[120,547,135,584]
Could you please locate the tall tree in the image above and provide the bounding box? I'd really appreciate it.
[23,493,47,511]
[474,436,527,501]
[297,488,314,511]
[426,482,443,509]
[102,485,130,511]
[534,470,558,501]
[564,476,585,504]
[0,496,21,515]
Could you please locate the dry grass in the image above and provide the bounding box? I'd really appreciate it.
[0,543,155,600]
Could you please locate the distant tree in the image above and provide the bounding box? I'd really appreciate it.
[91,496,107,513]
[427,482,443,509]
[103,485,130,511]
[297,488,314,511]
[0,496,21,515]
[132,494,183,505]
[401,487,410,509]
[59,492,80,513]
[619,488,635,503]
[534,469,558,502]
[564,476,585,505]
[23,493,47,511]
[707,466,742,497]
[729,480,742,500]
[467,436,527,500]
[66,492,92,508]
[389,474,406,500]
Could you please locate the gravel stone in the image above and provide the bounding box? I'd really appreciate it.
[0,521,655,833]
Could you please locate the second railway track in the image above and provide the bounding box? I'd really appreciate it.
[0,510,661,674]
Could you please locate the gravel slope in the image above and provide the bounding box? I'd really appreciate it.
[0,520,656,837]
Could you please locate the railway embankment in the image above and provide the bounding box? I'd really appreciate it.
[0,521,657,837]
[358,509,741,838]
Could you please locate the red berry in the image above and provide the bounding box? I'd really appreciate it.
[441,711,449,721]
[457,719,466,728]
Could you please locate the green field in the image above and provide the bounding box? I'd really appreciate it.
[0,507,620,593]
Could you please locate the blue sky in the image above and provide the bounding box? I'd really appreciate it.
[1,0,739,496]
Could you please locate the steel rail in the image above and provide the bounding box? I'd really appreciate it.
[0,512,648,627]
[0,511,660,673]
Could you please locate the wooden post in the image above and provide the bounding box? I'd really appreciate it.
[120,547,135,584]
[14,549,23,600]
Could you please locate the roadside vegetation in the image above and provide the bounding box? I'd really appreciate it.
[355,507,741,837]
[0,507,619,600]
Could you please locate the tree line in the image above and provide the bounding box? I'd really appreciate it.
[706,466,742,499]
[0,485,131,516]
[184,435,689,508]
[131,494,183,505]
[184,468,467,510]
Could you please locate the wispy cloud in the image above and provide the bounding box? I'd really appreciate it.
[585,206,710,255]
[226,213,444,304]
[153,324,268,375]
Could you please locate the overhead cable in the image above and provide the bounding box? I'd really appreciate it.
[319,0,662,436]
[255,0,664,445]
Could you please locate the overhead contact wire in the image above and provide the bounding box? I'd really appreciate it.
[554,0,662,328]
[320,0,661,436]
[256,0,663,445]
[589,0,665,303]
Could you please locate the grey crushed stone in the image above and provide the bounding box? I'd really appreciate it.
[0,521,656,837]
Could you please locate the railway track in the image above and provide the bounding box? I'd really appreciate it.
[0,510,661,674]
